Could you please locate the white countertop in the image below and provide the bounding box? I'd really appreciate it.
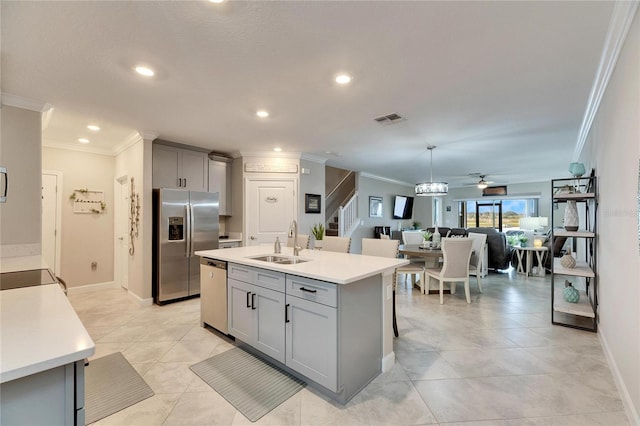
[0,284,95,383]
[196,246,408,284]
[0,255,50,273]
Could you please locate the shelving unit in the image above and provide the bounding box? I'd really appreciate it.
[550,175,597,332]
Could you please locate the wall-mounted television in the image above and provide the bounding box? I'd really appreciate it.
[392,195,414,219]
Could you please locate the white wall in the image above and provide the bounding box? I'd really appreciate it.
[42,147,114,287]
[299,158,326,245]
[0,105,42,255]
[582,10,640,422]
[114,137,153,301]
[350,174,419,254]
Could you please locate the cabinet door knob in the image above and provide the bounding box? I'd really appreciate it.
[246,291,251,308]
[285,304,290,323]
[250,236,256,240]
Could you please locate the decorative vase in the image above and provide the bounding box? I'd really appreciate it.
[563,280,580,303]
[564,200,579,231]
[560,248,576,268]
[314,240,323,250]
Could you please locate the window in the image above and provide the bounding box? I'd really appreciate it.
[459,198,538,231]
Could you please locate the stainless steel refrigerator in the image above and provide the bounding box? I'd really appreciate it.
[153,188,219,304]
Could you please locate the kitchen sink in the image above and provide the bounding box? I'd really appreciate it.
[248,255,309,265]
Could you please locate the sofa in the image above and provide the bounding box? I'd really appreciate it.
[465,227,514,271]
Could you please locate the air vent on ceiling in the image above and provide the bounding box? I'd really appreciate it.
[373,113,405,125]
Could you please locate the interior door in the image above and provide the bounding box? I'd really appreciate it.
[41,172,61,275]
[117,177,129,289]
[246,179,296,246]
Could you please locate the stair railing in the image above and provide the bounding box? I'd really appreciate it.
[339,192,359,237]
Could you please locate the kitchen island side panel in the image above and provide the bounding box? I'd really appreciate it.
[338,274,382,401]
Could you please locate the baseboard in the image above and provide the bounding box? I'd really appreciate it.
[66,281,118,294]
[598,325,639,425]
[127,290,153,307]
[381,351,395,373]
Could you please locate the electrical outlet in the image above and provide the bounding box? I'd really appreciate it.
[91,261,97,270]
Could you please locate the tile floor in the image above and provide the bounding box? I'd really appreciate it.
[69,270,629,425]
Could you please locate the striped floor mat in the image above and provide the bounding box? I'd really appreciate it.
[190,348,306,422]
[84,352,154,425]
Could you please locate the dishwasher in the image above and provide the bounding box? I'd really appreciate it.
[200,258,228,334]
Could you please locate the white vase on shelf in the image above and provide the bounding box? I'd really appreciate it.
[564,200,579,231]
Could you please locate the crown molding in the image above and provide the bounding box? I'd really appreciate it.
[301,153,328,164]
[239,151,301,159]
[574,1,639,160]
[141,131,159,141]
[360,172,414,188]
[113,132,143,156]
[1,93,53,112]
[42,139,115,157]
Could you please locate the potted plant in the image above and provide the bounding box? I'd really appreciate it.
[311,223,325,249]
[412,221,421,230]
[518,233,528,247]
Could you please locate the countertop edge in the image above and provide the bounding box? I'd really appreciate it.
[196,247,409,284]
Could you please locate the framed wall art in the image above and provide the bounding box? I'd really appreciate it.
[305,193,321,214]
[369,196,383,218]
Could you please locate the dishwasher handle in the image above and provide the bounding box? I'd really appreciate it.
[200,258,227,269]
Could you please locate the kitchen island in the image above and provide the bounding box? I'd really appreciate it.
[195,245,408,403]
[1,256,95,425]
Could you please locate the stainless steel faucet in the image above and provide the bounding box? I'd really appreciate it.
[289,220,301,256]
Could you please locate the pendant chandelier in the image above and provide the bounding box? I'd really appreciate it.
[415,145,448,196]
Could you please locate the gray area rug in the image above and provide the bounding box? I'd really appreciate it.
[190,348,306,422]
[84,352,154,425]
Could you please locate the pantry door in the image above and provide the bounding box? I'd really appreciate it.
[42,171,62,275]
[245,178,297,246]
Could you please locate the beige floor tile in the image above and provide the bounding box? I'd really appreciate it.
[91,393,180,426]
[143,362,199,394]
[162,391,237,425]
[123,341,177,363]
[69,268,629,426]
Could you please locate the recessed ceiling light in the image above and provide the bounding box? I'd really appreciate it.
[274,147,282,152]
[135,66,155,77]
[209,0,225,3]
[78,138,90,144]
[256,110,269,118]
[87,125,100,131]
[335,74,352,84]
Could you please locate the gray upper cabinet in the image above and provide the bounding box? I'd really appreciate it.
[208,157,232,215]
[152,144,208,191]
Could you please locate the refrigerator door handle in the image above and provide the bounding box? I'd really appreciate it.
[185,204,191,258]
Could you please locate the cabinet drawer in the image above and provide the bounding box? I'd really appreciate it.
[228,263,253,282]
[254,268,286,293]
[286,275,337,308]
[228,263,285,293]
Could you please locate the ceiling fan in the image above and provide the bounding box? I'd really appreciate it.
[460,174,495,188]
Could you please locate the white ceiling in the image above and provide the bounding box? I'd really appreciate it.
[1,1,613,188]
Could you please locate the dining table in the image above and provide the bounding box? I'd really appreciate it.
[399,243,475,294]
[398,244,447,294]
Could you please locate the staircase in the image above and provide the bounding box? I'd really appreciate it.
[325,166,359,237]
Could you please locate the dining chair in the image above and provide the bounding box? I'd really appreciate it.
[467,232,488,292]
[425,238,474,304]
[361,238,401,337]
[287,234,310,250]
[400,231,426,290]
[322,236,351,253]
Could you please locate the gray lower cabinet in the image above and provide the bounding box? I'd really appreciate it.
[228,265,286,363]
[285,294,337,391]
[227,262,383,403]
[0,360,85,426]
